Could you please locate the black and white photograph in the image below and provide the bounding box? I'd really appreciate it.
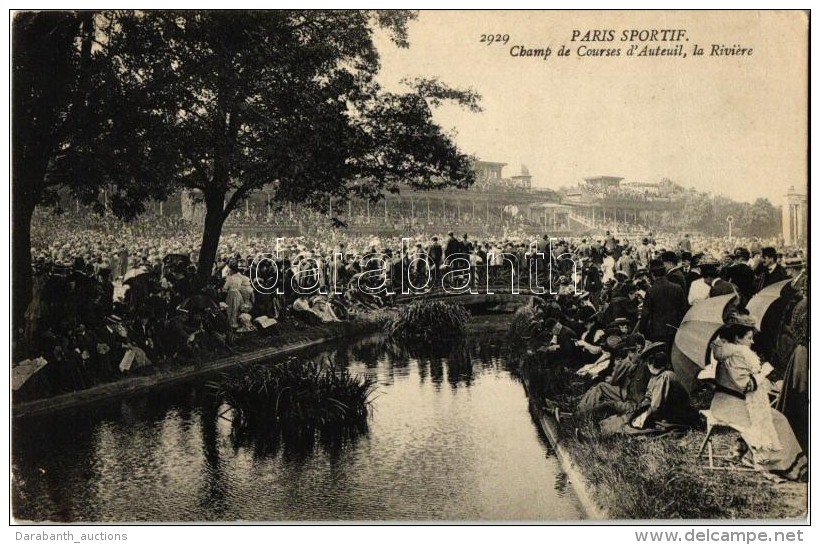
[9,9,810,526]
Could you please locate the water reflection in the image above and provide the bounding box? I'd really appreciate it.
[13,333,582,522]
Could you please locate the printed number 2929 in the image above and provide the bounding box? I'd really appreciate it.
[480,34,510,45]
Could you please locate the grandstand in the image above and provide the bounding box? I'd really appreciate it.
[181,160,575,237]
[562,175,681,232]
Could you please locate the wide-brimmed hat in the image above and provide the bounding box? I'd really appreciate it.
[726,313,759,332]
[613,333,645,355]
[600,327,623,349]
[639,341,667,359]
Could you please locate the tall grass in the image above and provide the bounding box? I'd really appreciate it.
[209,357,377,455]
[562,415,783,519]
[385,300,471,344]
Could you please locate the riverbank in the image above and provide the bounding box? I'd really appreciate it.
[13,312,392,419]
[13,308,509,419]
[523,376,808,520]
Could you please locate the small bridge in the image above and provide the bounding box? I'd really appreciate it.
[392,285,547,312]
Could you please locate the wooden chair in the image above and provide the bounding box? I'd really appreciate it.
[697,409,755,471]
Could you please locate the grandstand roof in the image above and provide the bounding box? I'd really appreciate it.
[583,176,624,183]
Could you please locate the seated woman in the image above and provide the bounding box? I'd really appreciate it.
[577,335,651,417]
[629,351,696,429]
[599,346,697,435]
[710,314,808,481]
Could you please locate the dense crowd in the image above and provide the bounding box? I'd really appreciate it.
[16,209,807,441]
[510,229,808,482]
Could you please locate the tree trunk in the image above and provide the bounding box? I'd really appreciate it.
[196,190,227,287]
[13,193,35,335]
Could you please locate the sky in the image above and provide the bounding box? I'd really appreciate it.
[373,10,808,206]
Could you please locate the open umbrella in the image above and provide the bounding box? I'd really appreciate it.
[747,278,796,367]
[671,293,738,393]
[747,278,792,330]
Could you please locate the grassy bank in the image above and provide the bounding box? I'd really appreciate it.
[522,372,808,520]
[557,414,807,520]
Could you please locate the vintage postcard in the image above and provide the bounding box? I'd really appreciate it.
[10,10,809,528]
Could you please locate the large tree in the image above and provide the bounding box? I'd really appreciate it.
[12,11,179,329]
[104,10,480,282]
[12,11,95,329]
[742,197,780,238]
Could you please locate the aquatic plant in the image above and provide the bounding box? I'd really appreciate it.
[209,357,377,448]
[384,300,471,344]
[508,303,544,345]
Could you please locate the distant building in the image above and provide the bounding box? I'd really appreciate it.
[510,164,533,191]
[620,181,662,196]
[472,160,535,191]
[562,175,678,230]
[473,161,507,182]
[582,176,624,195]
[782,185,807,245]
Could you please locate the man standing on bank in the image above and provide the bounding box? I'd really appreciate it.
[639,259,687,347]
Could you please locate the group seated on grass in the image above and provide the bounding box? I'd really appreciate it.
[510,273,808,483]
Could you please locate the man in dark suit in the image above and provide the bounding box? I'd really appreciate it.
[461,233,473,254]
[756,246,789,291]
[639,260,687,345]
[661,251,687,294]
[444,231,461,264]
[678,233,692,253]
[428,236,443,282]
[680,252,699,292]
[541,317,581,367]
[536,234,550,255]
[723,247,755,304]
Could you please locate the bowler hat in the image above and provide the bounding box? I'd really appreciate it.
[660,251,678,264]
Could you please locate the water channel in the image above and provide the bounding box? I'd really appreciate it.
[12,329,582,522]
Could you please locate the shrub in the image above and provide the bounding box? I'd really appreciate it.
[209,357,377,453]
[384,300,470,344]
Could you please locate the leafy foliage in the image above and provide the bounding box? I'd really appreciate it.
[508,304,544,344]
[210,356,376,454]
[741,198,781,238]
[100,10,481,280]
[657,180,783,237]
[384,300,471,344]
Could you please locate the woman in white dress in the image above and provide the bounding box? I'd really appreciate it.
[710,314,807,481]
[223,261,244,330]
